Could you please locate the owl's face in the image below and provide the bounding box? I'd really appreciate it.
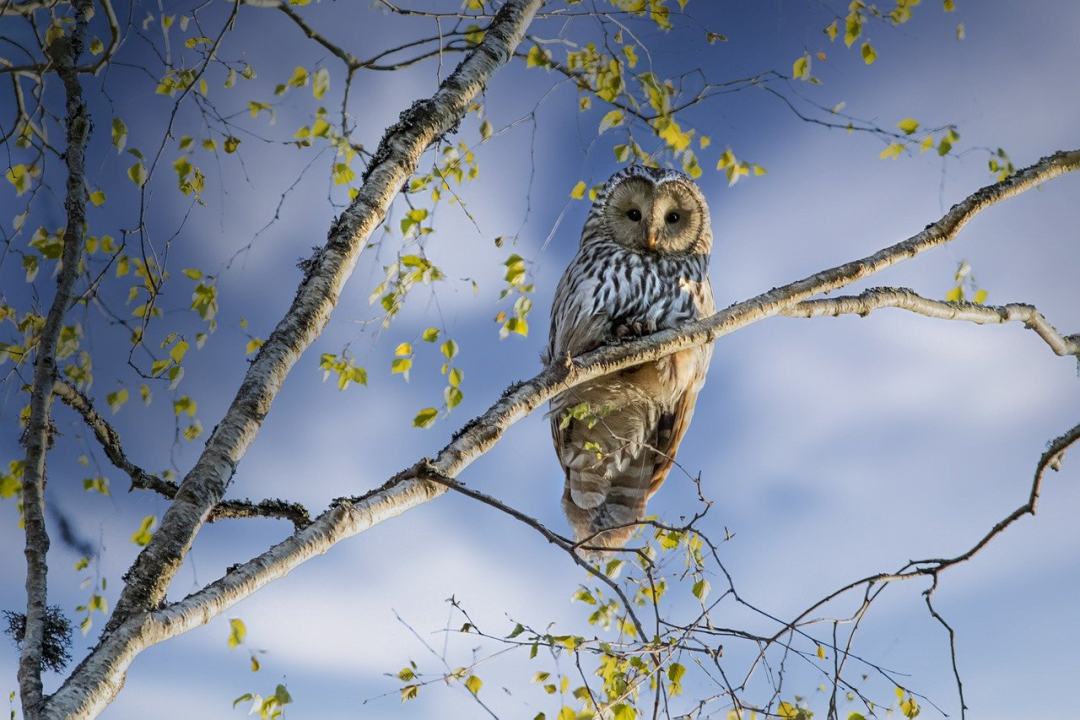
[600,168,711,256]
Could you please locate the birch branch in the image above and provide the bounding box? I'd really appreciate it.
[43,2,544,716]
[52,381,312,529]
[17,1,91,717]
[785,287,1080,357]
[50,148,1080,720]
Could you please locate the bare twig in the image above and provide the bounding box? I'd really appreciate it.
[52,381,312,529]
[786,286,1080,357]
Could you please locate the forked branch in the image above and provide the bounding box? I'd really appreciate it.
[787,287,1080,358]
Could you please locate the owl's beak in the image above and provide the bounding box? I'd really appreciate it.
[644,228,659,251]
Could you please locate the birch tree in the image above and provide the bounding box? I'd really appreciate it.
[1,1,1078,719]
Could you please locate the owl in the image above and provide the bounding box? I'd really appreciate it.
[546,165,715,551]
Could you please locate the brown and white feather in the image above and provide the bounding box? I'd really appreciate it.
[546,166,715,550]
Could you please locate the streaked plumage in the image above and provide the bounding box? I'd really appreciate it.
[546,166,715,550]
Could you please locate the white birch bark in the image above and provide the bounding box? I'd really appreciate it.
[18,2,92,716]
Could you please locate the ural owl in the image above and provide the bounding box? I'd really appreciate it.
[546,166,715,550]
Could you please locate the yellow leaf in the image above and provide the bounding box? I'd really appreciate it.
[598,109,624,134]
[130,515,156,546]
[945,286,963,303]
[861,41,877,65]
[413,407,438,428]
[973,288,988,304]
[569,181,587,200]
[656,118,691,152]
[879,143,903,160]
[89,190,106,207]
[526,45,548,68]
[897,117,919,135]
[792,54,811,80]
[312,67,330,99]
[228,618,247,648]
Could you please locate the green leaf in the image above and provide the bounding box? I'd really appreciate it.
[173,396,197,417]
[224,136,241,153]
[692,577,710,601]
[413,407,438,428]
[228,618,247,648]
[106,388,129,414]
[111,117,128,152]
[89,190,106,207]
[421,327,440,343]
[127,162,148,187]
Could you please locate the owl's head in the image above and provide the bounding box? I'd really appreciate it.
[595,166,712,256]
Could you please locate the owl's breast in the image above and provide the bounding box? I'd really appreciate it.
[590,248,710,334]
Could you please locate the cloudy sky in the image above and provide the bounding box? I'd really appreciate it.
[1,1,1079,718]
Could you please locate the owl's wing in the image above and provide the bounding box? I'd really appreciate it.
[646,385,700,500]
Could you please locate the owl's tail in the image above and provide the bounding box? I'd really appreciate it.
[561,484,646,554]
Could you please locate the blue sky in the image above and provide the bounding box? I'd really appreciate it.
[1,1,1079,718]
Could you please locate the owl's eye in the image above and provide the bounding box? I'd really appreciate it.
[625,208,642,222]
[665,211,680,224]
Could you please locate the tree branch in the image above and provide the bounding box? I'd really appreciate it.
[52,381,312,529]
[785,287,1080,357]
[43,2,545,716]
[49,148,1080,720]
[18,1,91,716]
